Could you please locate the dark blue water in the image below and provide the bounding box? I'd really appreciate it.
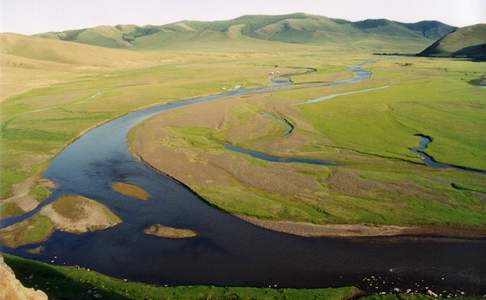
[2,66,486,296]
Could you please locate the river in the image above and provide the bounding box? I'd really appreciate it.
[2,65,486,296]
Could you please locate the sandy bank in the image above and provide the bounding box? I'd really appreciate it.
[112,182,150,200]
[238,215,486,238]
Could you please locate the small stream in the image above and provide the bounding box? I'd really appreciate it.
[411,134,486,175]
[224,145,337,166]
[261,112,294,137]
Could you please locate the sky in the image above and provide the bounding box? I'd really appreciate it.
[1,0,485,34]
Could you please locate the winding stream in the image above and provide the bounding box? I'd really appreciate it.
[224,145,337,166]
[411,134,486,175]
[261,112,294,136]
[2,65,486,295]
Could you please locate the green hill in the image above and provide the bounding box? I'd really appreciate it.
[419,24,486,61]
[35,13,455,52]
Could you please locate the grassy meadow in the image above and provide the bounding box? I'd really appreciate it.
[1,34,336,204]
[0,19,485,299]
[129,55,486,228]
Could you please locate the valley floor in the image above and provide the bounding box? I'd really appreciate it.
[128,56,486,236]
[1,38,485,298]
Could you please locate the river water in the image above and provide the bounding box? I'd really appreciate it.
[2,65,486,296]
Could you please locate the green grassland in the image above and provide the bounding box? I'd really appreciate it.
[1,20,486,299]
[1,29,485,228]
[128,56,486,228]
[1,37,337,199]
[3,254,480,300]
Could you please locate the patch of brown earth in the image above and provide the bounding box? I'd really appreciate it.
[40,195,121,234]
[0,255,48,300]
[112,182,150,200]
[144,224,197,239]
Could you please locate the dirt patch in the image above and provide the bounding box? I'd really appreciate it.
[239,215,486,238]
[144,224,197,239]
[112,182,150,200]
[40,195,121,234]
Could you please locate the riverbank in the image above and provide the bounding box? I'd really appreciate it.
[238,215,486,238]
[4,254,482,300]
[2,254,363,300]
[131,144,486,238]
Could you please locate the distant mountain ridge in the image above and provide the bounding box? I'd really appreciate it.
[35,13,455,51]
[419,24,486,61]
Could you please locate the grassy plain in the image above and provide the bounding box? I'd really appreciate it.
[0,21,485,299]
[1,32,485,233]
[1,33,339,201]
[130,56,486,231]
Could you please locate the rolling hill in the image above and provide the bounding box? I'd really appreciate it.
[419,24,486,61]
[0,33,159,100]
[35,13,455,52]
